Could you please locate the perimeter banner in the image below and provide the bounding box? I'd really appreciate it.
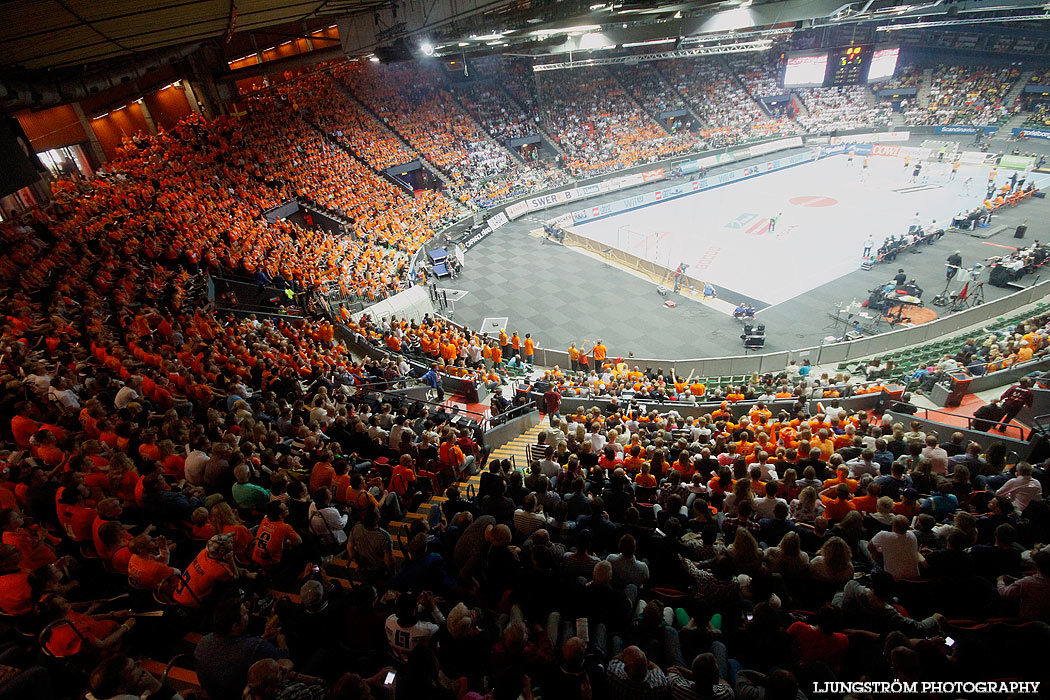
[568,150,815,224]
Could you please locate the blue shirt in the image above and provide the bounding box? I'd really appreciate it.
[194,634,288,700]
[873,450,895,472]
[922,492,959,521]
[420,369,442,389]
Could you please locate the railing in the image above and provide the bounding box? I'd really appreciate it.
[1032,413,1050,434]
[904,404,1028,441]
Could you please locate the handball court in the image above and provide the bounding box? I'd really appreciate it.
[568,154,1050,308]
[446,137,1050,360]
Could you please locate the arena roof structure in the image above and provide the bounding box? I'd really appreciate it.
[0,0,385,72]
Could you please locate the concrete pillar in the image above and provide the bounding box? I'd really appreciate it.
[137,98,158,134]
[182,81,202,115]
[72,101,107,164]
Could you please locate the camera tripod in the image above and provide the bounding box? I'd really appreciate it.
[948,281,985,312]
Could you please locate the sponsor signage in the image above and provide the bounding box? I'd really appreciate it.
[933,125,997,135]
[641,168,665,182]
[462,226,493,250]
[1012,128,1050,140]
[504,201,528,219]
[487,211,509,230]
[567,151,813,224]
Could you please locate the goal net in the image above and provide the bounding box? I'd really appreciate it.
[616,225,673,269]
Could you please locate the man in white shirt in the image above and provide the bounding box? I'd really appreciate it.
[385,592,445,663]
[847,450,880,479]
[868,516,923,580]
[996,462,1043,512]
[587,430,606,455]
[753,481,788,519]
[48,377,80,410]
[114,376,143,410]
[184,437,211,486]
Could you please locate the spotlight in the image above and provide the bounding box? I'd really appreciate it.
[421,41,435,56]
[369,55,380,63]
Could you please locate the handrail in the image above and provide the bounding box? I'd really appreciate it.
[1031,413,1050,436]
[905,404,1028,441]
[214,306,304,319]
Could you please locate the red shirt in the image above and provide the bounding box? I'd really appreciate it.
[10,415,38,449]
[0,571,32,615]
[58,504,96,543]
[786,621,849,668]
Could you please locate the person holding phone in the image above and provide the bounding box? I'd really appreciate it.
[384,591,445,664]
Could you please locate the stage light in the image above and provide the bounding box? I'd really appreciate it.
[368,54,380,62]
[421,41,435,56]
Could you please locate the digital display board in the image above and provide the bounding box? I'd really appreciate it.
[867,46,900,83]
[783,51,829,88]
[827,45,872,86]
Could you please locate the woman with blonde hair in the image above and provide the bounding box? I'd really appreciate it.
[727,527,764,575]
[789,486,824,523]
[810,536,854,583]
[723,477,753,517]
[209,502,253,560]
[767,530,810,580]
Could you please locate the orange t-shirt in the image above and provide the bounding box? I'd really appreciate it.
[309,462,335,493]
[2,529,56,571]
[174,550,232,606]
[10,415,38,449]
[128,554,177,589]
[252,518,297,565]
[222,524,254,559]
[45,611,119,657]
[820,496,855,522]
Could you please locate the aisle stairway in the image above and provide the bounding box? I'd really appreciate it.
[791,92,811,120]
[136,416,553,695]
[917,68,934,108]
[604,66,672,134]
[992,71,1034,139]
[485,82,569,161]
[322,416,551,580]
[333,80,454,186]
[994,110,1032,140]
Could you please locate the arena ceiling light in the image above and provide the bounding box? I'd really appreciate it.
[530,24,603,36]
[420,40,435,55]
[622,38,678,47]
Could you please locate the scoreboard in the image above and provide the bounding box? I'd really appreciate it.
[826,45,871,86]
[782,44,895,88]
